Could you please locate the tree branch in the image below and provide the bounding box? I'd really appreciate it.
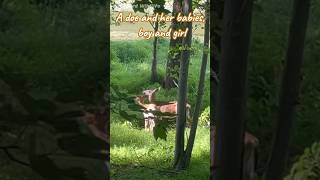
[0,145,31,167]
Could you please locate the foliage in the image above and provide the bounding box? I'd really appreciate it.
[112,41,151,63]
[0,0,106,102]
[198,106,210,127]
[0,77,107,180]
[0,0,108,179]
[242,0,320,174]
[284,142,320,180]
[110,39,210,141]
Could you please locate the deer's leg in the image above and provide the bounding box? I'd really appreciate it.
[149,118,155,132]
[242,143,257,180]
[150,116,159,132]
[144,111,155,132]
[143,112,149,131]
[144,118,149,131]
[149,112,155,132]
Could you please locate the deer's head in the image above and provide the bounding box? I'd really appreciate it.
[134,95,145,104]
[142,87,160,103]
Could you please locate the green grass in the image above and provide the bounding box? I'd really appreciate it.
[110,37,210,179]
[110,120,210,180]
[111,39,210,110]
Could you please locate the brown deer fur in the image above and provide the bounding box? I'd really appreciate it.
[211,126,258,180]
[135,94,191,132]
[80,107,109,143]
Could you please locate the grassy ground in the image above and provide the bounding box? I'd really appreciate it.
[110,120,210,180]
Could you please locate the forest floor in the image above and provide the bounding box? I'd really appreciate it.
[110,120,210,180]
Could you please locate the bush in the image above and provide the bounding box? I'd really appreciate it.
[0,0,106,103]
[111,41,150,63]
[284,142,320,180]
[199,106,210,127]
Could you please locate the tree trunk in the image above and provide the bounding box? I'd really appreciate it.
[211,0,224,176]
[212,0,253,180]
[163,0,183,89]
[173,0,192,170]
[264,0,310,179]
[183,3,209,168]
[212,0,224,75]
[151,21,159,82]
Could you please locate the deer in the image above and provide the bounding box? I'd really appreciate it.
[79,105,109,143]
[242,131,259,180]
[142,87,172,104]
[211,125,258,180]
[134,90,191,132]
[142,87,191,115]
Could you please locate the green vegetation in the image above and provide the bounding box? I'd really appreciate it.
[0,1,107,179]
[198,106,210,127]
[284,142,320,180]
[111,39,210,109]
[110,121,209,179]
[110,35,210,178]
[245,0,320,176]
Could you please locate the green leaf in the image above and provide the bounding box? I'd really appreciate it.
[153,120,169,141]
[57,134,107,160]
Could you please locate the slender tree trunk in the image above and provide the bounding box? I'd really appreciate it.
[151,21,159,82]
[264,0,311,179]
[183,3,210,168]
[173,0,192,170]
[164,0,183,89]
[212,0,253,180]
[106,0,110,177]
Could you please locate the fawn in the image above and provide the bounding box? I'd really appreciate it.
[134,87,191,132]
[211,126,258,180]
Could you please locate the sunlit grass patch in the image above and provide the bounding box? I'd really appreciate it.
[110,121,210,179]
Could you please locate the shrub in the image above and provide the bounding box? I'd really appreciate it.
[111,41,150,63]
[198,106,210,127]
[284,142,320,180]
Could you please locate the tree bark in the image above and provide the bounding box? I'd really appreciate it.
[164,0,183,89]
[211,0,224,176]
[173,0,192,170]
[183,3,209,168]
[151,21,159,82]
[212,0,224,75]
[264,0,311,179]
[212,0,253,180]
